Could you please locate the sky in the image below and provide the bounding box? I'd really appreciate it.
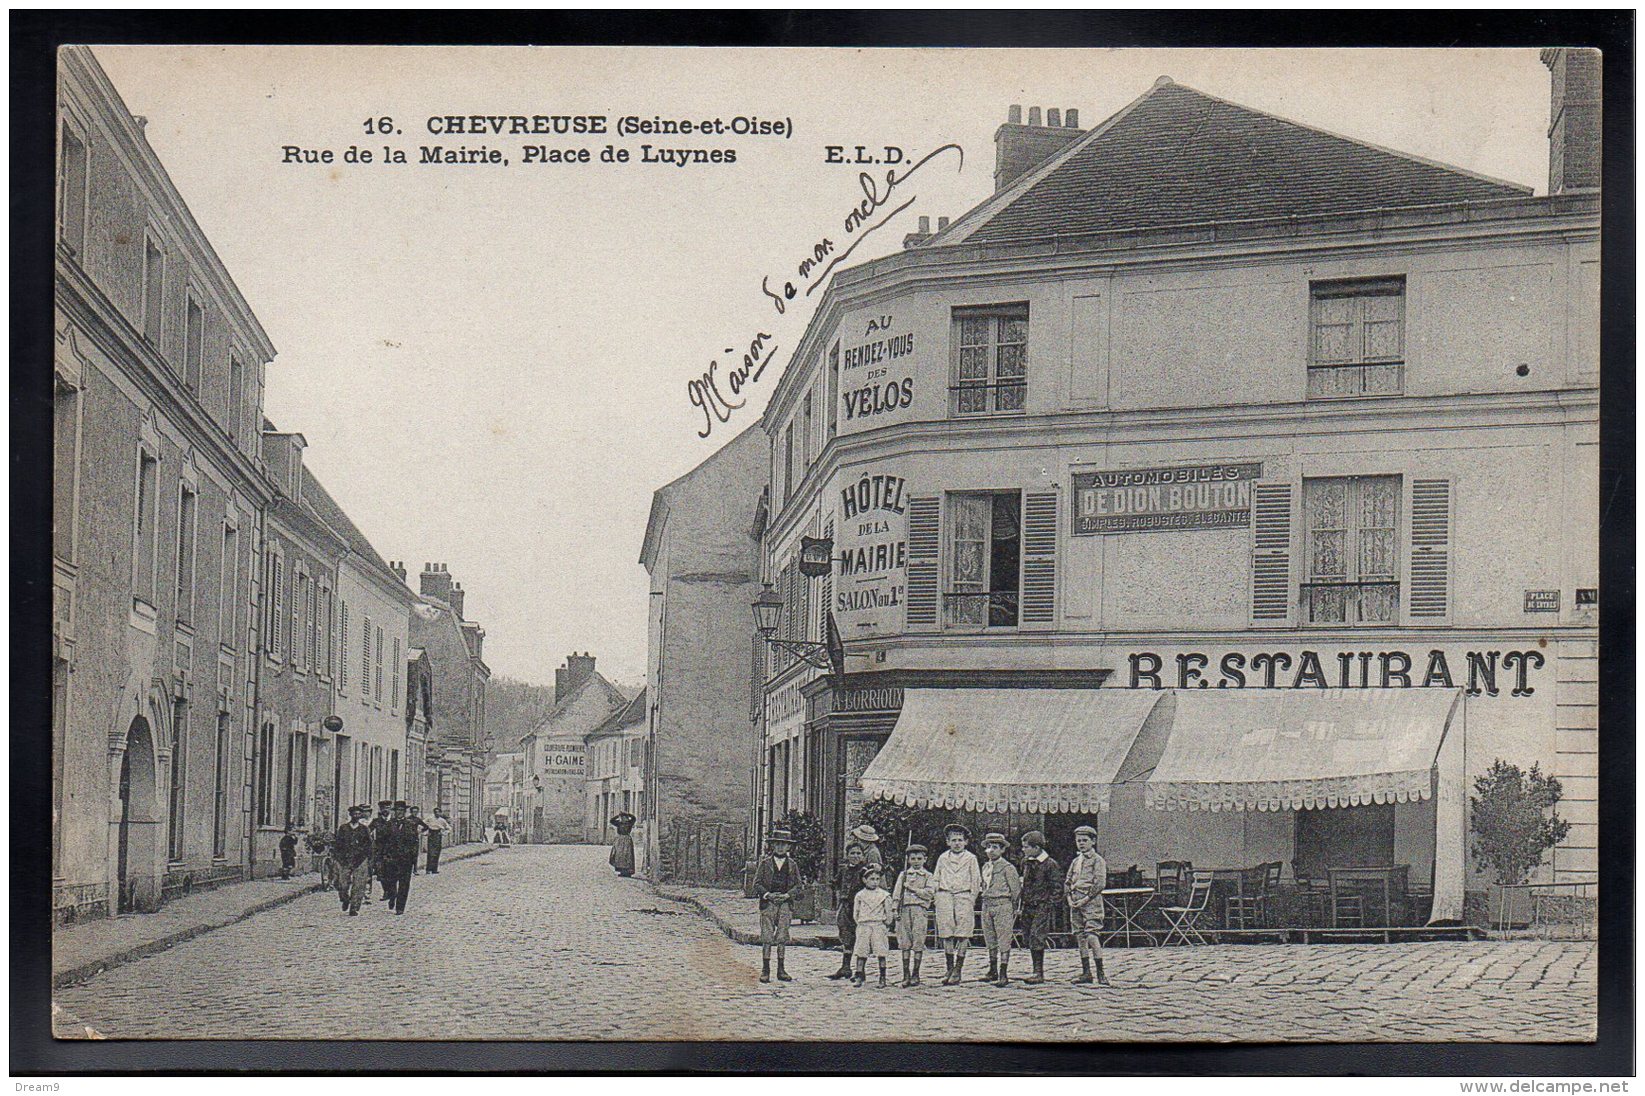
[91,46,1553,687]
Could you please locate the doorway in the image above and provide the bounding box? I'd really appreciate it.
[117,716,159,912]
[1294,803,1396,878]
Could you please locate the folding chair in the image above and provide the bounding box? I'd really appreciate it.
[1160,872,1214,946]
[1156,860,1193,907]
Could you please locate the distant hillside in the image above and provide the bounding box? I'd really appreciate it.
[486,676,558,757]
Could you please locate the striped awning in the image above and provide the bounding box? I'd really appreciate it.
[861,689,1166,814]
[1147,688,1463,813]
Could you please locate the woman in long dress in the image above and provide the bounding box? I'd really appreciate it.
[609,811,637,877]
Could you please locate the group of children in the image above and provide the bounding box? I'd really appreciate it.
[754,822,1112,988]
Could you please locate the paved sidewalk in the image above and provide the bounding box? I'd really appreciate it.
[52,842,494,987]
[656,882,840,948]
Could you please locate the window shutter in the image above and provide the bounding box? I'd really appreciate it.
[819,519,834,642]
[905,496,940,631]
[1408,479,1451,620]
[1250,483,1293,624]
[1020,491,1058,628]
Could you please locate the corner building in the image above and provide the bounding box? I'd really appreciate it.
[756,65,1599,916]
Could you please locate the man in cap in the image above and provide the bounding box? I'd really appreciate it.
[933,823,982,985]
[979,832,1022,987]
[1065,823,1110,985]
[380,801,423,914]
[369,800,393,903]
[752,828,800,983]
[332,805,375,916]
[1017,831,1062,985]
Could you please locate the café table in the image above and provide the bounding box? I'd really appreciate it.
[1101,886,1158,947]
[1327,865,1410,930]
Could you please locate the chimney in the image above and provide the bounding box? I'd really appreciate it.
[994,104,1084,192]
[390,561,407,583]
[420,562,453,604]
[555,652,597,703]
[449,581,465,621]
[1543,48,1601,194]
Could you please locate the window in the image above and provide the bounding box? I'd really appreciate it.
[951,305,1028,415]
[58,119,89,255]
[945,491,1021,628]
[228,354,244,441]
[168,699,188,861]
[321,587,333,677]
[134,451,159,604]
[184,293,205,392]
[339,602,350,692]
[827,342,840,439]
[391,638,402,711]
[142,235,166,342]
[782,422,795,506]
[802,392,813,472]
[374,624,385,703]
[1309,279,1405,398]
[174,484,197,625]
[212,712,230,858]
[361,614,372,703]
[218,524,239,648]
[254,721,276,827]
[305,576,317,670]
[1302,475,1400,624]
[285,729,309,827]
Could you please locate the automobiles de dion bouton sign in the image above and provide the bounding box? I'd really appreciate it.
[1072,462,1263,535]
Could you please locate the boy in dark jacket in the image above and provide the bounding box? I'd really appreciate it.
[1017,830,1062,985]
[827,844,868,980]
[753,828,800,983]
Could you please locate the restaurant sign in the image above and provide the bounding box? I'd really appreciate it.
[1072,462,1262,535]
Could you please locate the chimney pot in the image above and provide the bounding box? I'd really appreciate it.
[938,216,950,231]
[918,215,930,233]
[1028,106,1042,126]
[1065,108,1079,128]
[1047,108,1061,127]
[1008,105,1022,124]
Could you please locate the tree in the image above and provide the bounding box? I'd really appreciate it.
[1469,759,1572,886]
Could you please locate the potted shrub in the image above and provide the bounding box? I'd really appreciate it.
[776,809,827,923]
[1470,759,1572,929]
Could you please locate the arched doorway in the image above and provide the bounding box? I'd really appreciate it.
[117,715,160,913]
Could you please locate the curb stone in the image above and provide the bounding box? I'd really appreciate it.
[51,843,496,989]
[655,884,838,948]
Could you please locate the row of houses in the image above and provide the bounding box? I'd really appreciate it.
[52,47,493,920]
[626,53,1601,908]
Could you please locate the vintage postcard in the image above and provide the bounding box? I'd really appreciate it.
[47,42,1601,1047]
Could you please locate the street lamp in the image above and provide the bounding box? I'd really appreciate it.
[752,583,835,672]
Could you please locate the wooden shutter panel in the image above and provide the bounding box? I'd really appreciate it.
[1250,483,1293,624]
[905,496,940,631]
[819,519,834,642]
[1020,491,1058,628]
[1408,479,1451,620]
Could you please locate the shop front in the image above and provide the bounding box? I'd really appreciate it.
[856,670,1499,930]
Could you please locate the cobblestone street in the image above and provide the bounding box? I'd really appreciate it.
[53,844,1597,1043]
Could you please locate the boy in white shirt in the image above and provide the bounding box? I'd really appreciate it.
[932,824,983,985]
[850,865,895,987]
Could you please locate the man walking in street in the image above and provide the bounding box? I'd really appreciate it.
[425,808,450,874]
[369,800,393,903]
[332,805,374,916]
[380,801,422,914]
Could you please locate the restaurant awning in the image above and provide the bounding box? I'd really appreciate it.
[1146,688,1463,813]
[861,689,1167,813]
